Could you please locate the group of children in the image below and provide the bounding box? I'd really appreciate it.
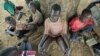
[4,0,42,56]
[4,0,43,39]
[2,0,100,56]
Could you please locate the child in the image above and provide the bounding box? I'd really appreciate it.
[69,9,94,41]
[5,16,17,36]
[19,37,32,51]
[86,0,100,26]
[18,37,36,56]
[38,4,70,56]
[5,16,28,38]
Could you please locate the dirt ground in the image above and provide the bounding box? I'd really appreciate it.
[0,0,98,56]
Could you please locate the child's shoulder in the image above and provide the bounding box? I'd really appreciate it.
[45,18,50,23]
[71,17,79,21]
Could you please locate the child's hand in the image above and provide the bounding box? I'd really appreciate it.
[16,23,27,30]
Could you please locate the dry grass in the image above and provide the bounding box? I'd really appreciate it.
[71,42,93,56]
[77,0,92,14]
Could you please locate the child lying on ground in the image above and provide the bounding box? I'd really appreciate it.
[69,9,94,41]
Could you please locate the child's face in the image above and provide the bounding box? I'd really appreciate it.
[50,10,60,22]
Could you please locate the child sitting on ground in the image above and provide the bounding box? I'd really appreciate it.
[5,16,28,38]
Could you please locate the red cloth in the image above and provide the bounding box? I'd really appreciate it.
[26,51,36,55]
[69,17,94,32]
[21,51,36,56]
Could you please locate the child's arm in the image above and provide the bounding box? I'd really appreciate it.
[5,27,16,36]
[62,21,70,49]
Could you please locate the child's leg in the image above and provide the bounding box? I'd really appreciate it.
[71,32,78,40]
[82,25,94,32]
[39,37,51,56]
[57,37,71,56]
[19,42,26,50]
[26,42,32,50]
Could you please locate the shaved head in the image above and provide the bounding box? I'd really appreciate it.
[28,1,36,13]
[5,16,16,26]
[50,4,61,22]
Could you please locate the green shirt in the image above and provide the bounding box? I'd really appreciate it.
[33,0,40,10]
[4,1,15,16]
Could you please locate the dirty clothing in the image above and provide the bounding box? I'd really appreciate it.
[71,25,94,40]
[20,42,32,51]
[69,17,94,40]
[69,17,94,32]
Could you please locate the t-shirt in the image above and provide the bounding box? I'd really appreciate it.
[4,1,15,16]
[69,17,94,32]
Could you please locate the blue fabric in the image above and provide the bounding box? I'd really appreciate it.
[82,25,94,32]
[20,42,32,51]
[71,32,78,40]
[71,25,94,40]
